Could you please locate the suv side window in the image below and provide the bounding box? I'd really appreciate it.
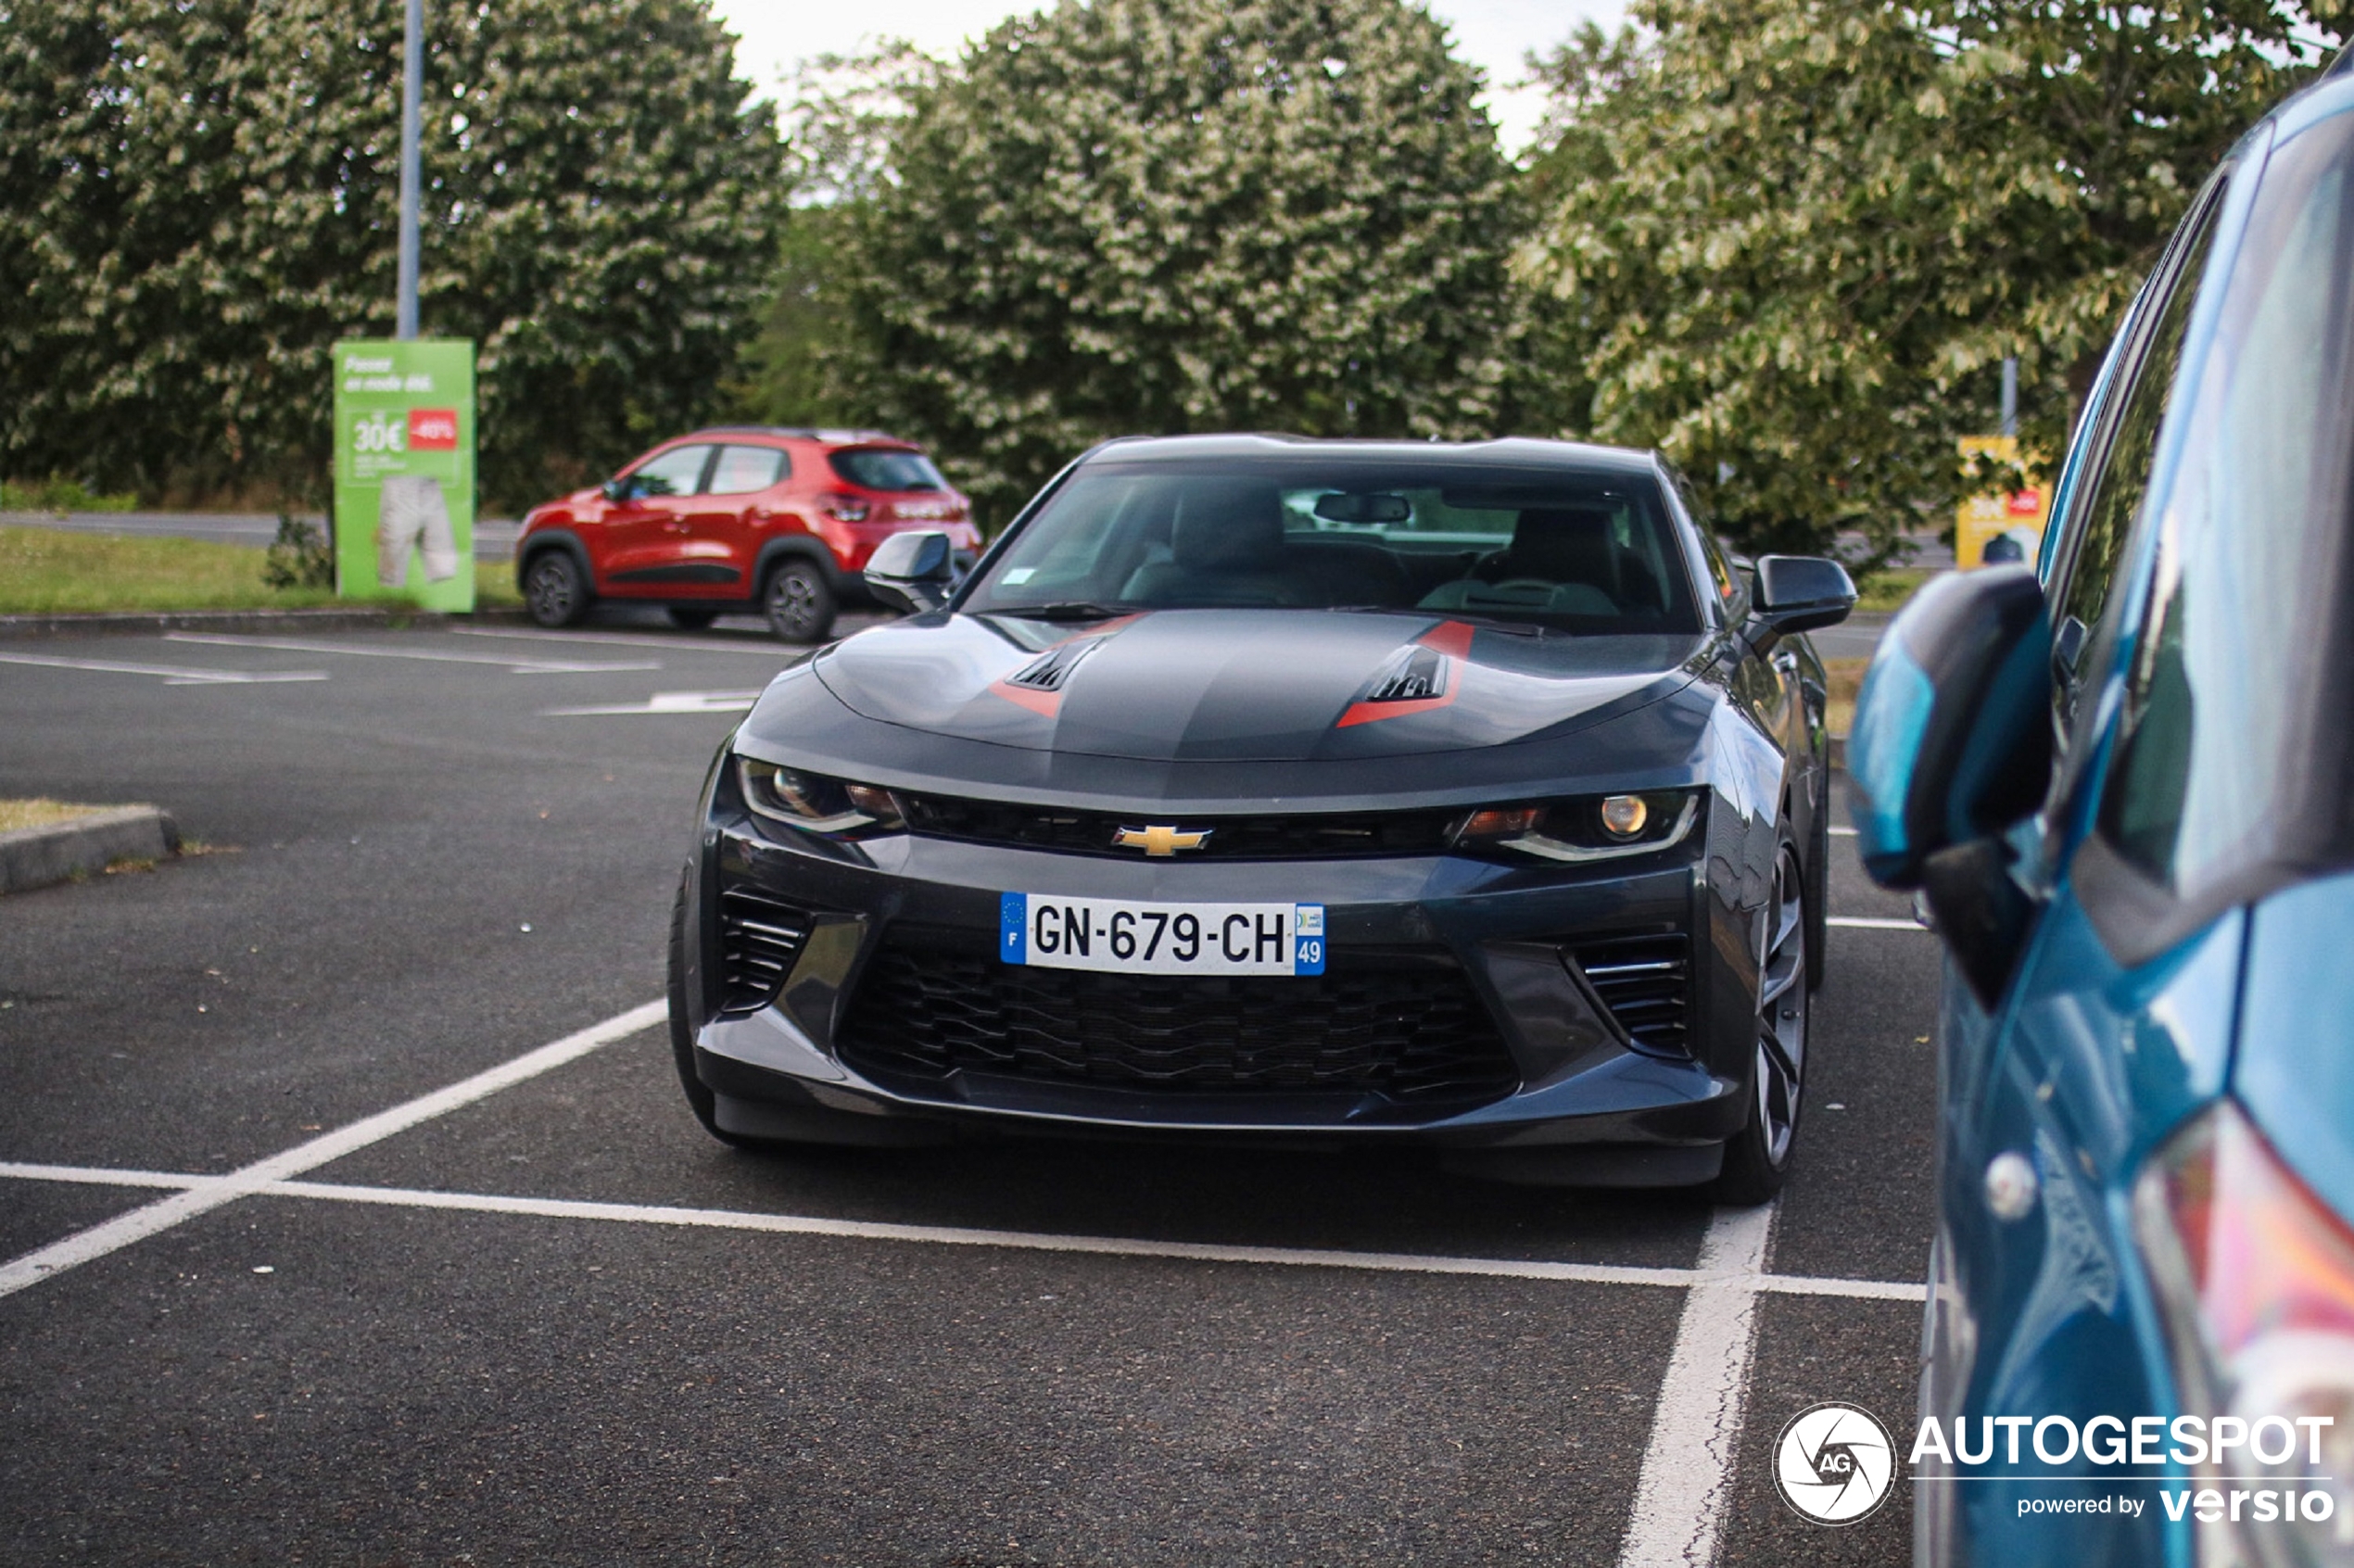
[630,444,715,498]
[707,445,789,496]
[2044,187,2223,727]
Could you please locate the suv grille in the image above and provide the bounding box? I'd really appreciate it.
[893,794,1460,861]
[1568,933,1690,1056]
[838,930,1517,1102]
[717,888,812,1015]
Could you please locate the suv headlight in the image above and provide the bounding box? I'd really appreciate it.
[735,757,903,837]
[1451,790,1700,863]
[2134,1099,2354,1563]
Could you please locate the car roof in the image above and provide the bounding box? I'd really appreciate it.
[1077,432,1663,477]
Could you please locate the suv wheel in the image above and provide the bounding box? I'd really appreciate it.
[525,551,590,627]
[764,560,836,644]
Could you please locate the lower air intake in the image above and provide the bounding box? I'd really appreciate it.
[716,888,812,1015]
[1569,932,1691,1056]
[838,929,1517,1103]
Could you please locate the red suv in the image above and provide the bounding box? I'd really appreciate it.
[514,427,978,643]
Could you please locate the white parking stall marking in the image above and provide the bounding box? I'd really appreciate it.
[162,631,659,675]
[452,626,808,657]
[1827,916,1930,930]
[0,1155,1922,1302]
[540,689,766,716]
[0,1000,664,1300]
[1829,826,1859,837]
[0,650,329,685]
[1619,1203,1778,1568]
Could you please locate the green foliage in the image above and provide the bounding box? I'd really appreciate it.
[1517,0,2342,563]
[0,0,786,512]
[837,0,1525,525]
[260,513,335,588]
[0,475,138,512]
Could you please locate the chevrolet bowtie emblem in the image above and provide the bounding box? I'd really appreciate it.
[1112,824,1211,856]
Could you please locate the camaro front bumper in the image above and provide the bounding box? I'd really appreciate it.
[681,790,1763,1184]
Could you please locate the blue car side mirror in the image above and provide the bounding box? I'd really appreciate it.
[1848,565,2053,890]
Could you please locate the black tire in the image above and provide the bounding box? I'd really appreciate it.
[665,607,719,630]
[1805,776,1830,993]
[1713,835,1810,1205]
[763,559,836,644]
[668,871,747,1147]
[524,550,591,627]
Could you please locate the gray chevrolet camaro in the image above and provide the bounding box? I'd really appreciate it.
[667,435,1856,1199]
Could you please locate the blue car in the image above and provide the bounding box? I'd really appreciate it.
[1850,51,2354,1568]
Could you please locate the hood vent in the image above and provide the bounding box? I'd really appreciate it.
[1005,638,1107,692]
[1365,645,1448,703]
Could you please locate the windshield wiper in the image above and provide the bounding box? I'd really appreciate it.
[992,601,1129,622]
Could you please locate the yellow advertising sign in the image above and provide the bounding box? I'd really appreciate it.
[1955,436,2050,568]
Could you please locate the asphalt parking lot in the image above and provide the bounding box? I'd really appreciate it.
[0,623,1940,1566]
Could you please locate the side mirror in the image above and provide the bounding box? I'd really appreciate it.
[864,529,956,614]
[1751,555,1857,641]
[1848,565,2054,1005]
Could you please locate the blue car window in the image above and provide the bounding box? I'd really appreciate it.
[2047,194,2223,727]
[2097,126,2354,895]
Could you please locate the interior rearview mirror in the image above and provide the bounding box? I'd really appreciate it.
[1848,564,2054,1005]
[864,529,957,614]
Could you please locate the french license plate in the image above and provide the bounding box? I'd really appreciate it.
[999,893,1326,977]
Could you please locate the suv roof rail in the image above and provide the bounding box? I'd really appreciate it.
[691,424,907,444]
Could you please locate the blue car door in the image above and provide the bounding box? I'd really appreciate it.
[1921,154,2256,1568]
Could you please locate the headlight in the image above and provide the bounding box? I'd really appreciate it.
[734,757,903,837]
[2134,1099,2354,1563]
[1451,790,1699,863]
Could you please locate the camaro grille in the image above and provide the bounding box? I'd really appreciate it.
[716,888,812,1015]
[1568,933,1691,1056]
[892,793,1460,860]
[837,930,1518,1101]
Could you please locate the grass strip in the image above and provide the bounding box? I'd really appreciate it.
[0,799,107,833]
[0,525,518,614]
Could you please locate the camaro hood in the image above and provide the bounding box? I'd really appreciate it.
[810,609,1702,763]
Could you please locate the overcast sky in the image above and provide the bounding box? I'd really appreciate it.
[708,0,1629,155]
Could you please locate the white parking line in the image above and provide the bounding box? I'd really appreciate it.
[541,690,765,716]
[1620,1204,1778,1568]
[1829,826,1859,837]
[0,1001,664,1300]
[0,1156,1924,1303]
[162,631,659,675]
[452,626,808,657]
[1827,916,1930,930]
[0,650,329,685]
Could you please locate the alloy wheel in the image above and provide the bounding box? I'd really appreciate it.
[1753,844,1810,1168]
[526,557,580,626]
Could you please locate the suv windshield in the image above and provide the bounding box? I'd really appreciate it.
[829,448,945,491]
[961,454,1701,633]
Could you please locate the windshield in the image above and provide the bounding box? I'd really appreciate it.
[961,454,1702,633]
[829,447,946,491]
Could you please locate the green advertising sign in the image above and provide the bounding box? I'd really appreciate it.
[331,339,476,610]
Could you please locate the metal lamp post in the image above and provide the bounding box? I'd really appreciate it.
[395,0,423,340]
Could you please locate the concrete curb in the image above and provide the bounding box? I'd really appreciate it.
[0,806,181,894]
[0,607,531,640]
